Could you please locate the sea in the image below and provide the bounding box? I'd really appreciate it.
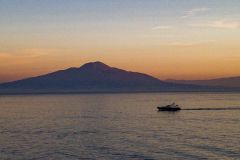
[0,93,240,160]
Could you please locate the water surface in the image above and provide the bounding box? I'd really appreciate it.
[0,93,240,160]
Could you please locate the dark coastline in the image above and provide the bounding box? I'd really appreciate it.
[1,90,240,96]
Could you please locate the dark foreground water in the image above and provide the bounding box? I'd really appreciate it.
[0,93,240,160]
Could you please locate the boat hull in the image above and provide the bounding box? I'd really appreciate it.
[157,107,181,112]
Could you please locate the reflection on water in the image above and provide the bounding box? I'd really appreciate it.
[0,93,240,159]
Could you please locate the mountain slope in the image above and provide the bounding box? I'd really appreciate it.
[0,61,212,93]
[166,76,240,88]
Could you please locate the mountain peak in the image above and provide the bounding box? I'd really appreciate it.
[0,61,213,93]
[79,61,111,71]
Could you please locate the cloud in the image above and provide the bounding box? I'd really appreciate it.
[0,48,59,59]
[166,42,198,46]
[207,20,240,29]
[0,48,59,65]
[0,52,13,58]
[182,7,210,18]
[151,25,172,30]
[191,20,240,29]
[163,40,216,47]
[0,48,62,73]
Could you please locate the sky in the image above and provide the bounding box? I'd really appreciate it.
[0,0,240,82]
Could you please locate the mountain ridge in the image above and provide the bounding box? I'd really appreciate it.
[166,76,240,88]
[0,61,236,93]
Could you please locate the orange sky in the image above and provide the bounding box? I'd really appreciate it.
[1,42,240,83]
[1,1,240,83]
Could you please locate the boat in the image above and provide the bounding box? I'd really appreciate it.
[157,103,181,112]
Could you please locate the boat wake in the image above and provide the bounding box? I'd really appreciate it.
[182,107,240,111]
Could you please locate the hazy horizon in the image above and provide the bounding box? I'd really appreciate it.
[0,61,240,84]
[1,0,240,82]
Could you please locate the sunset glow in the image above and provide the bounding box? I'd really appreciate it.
[1,0,240,82]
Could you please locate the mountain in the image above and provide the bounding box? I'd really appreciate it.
[0,61,223,94]
[166,76,240,88]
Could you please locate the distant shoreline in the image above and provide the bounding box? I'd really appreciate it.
[1,90,240,96]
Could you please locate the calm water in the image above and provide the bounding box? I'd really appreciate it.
[0,93,240,160]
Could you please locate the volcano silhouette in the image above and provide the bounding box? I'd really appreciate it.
[0,61,209,93]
